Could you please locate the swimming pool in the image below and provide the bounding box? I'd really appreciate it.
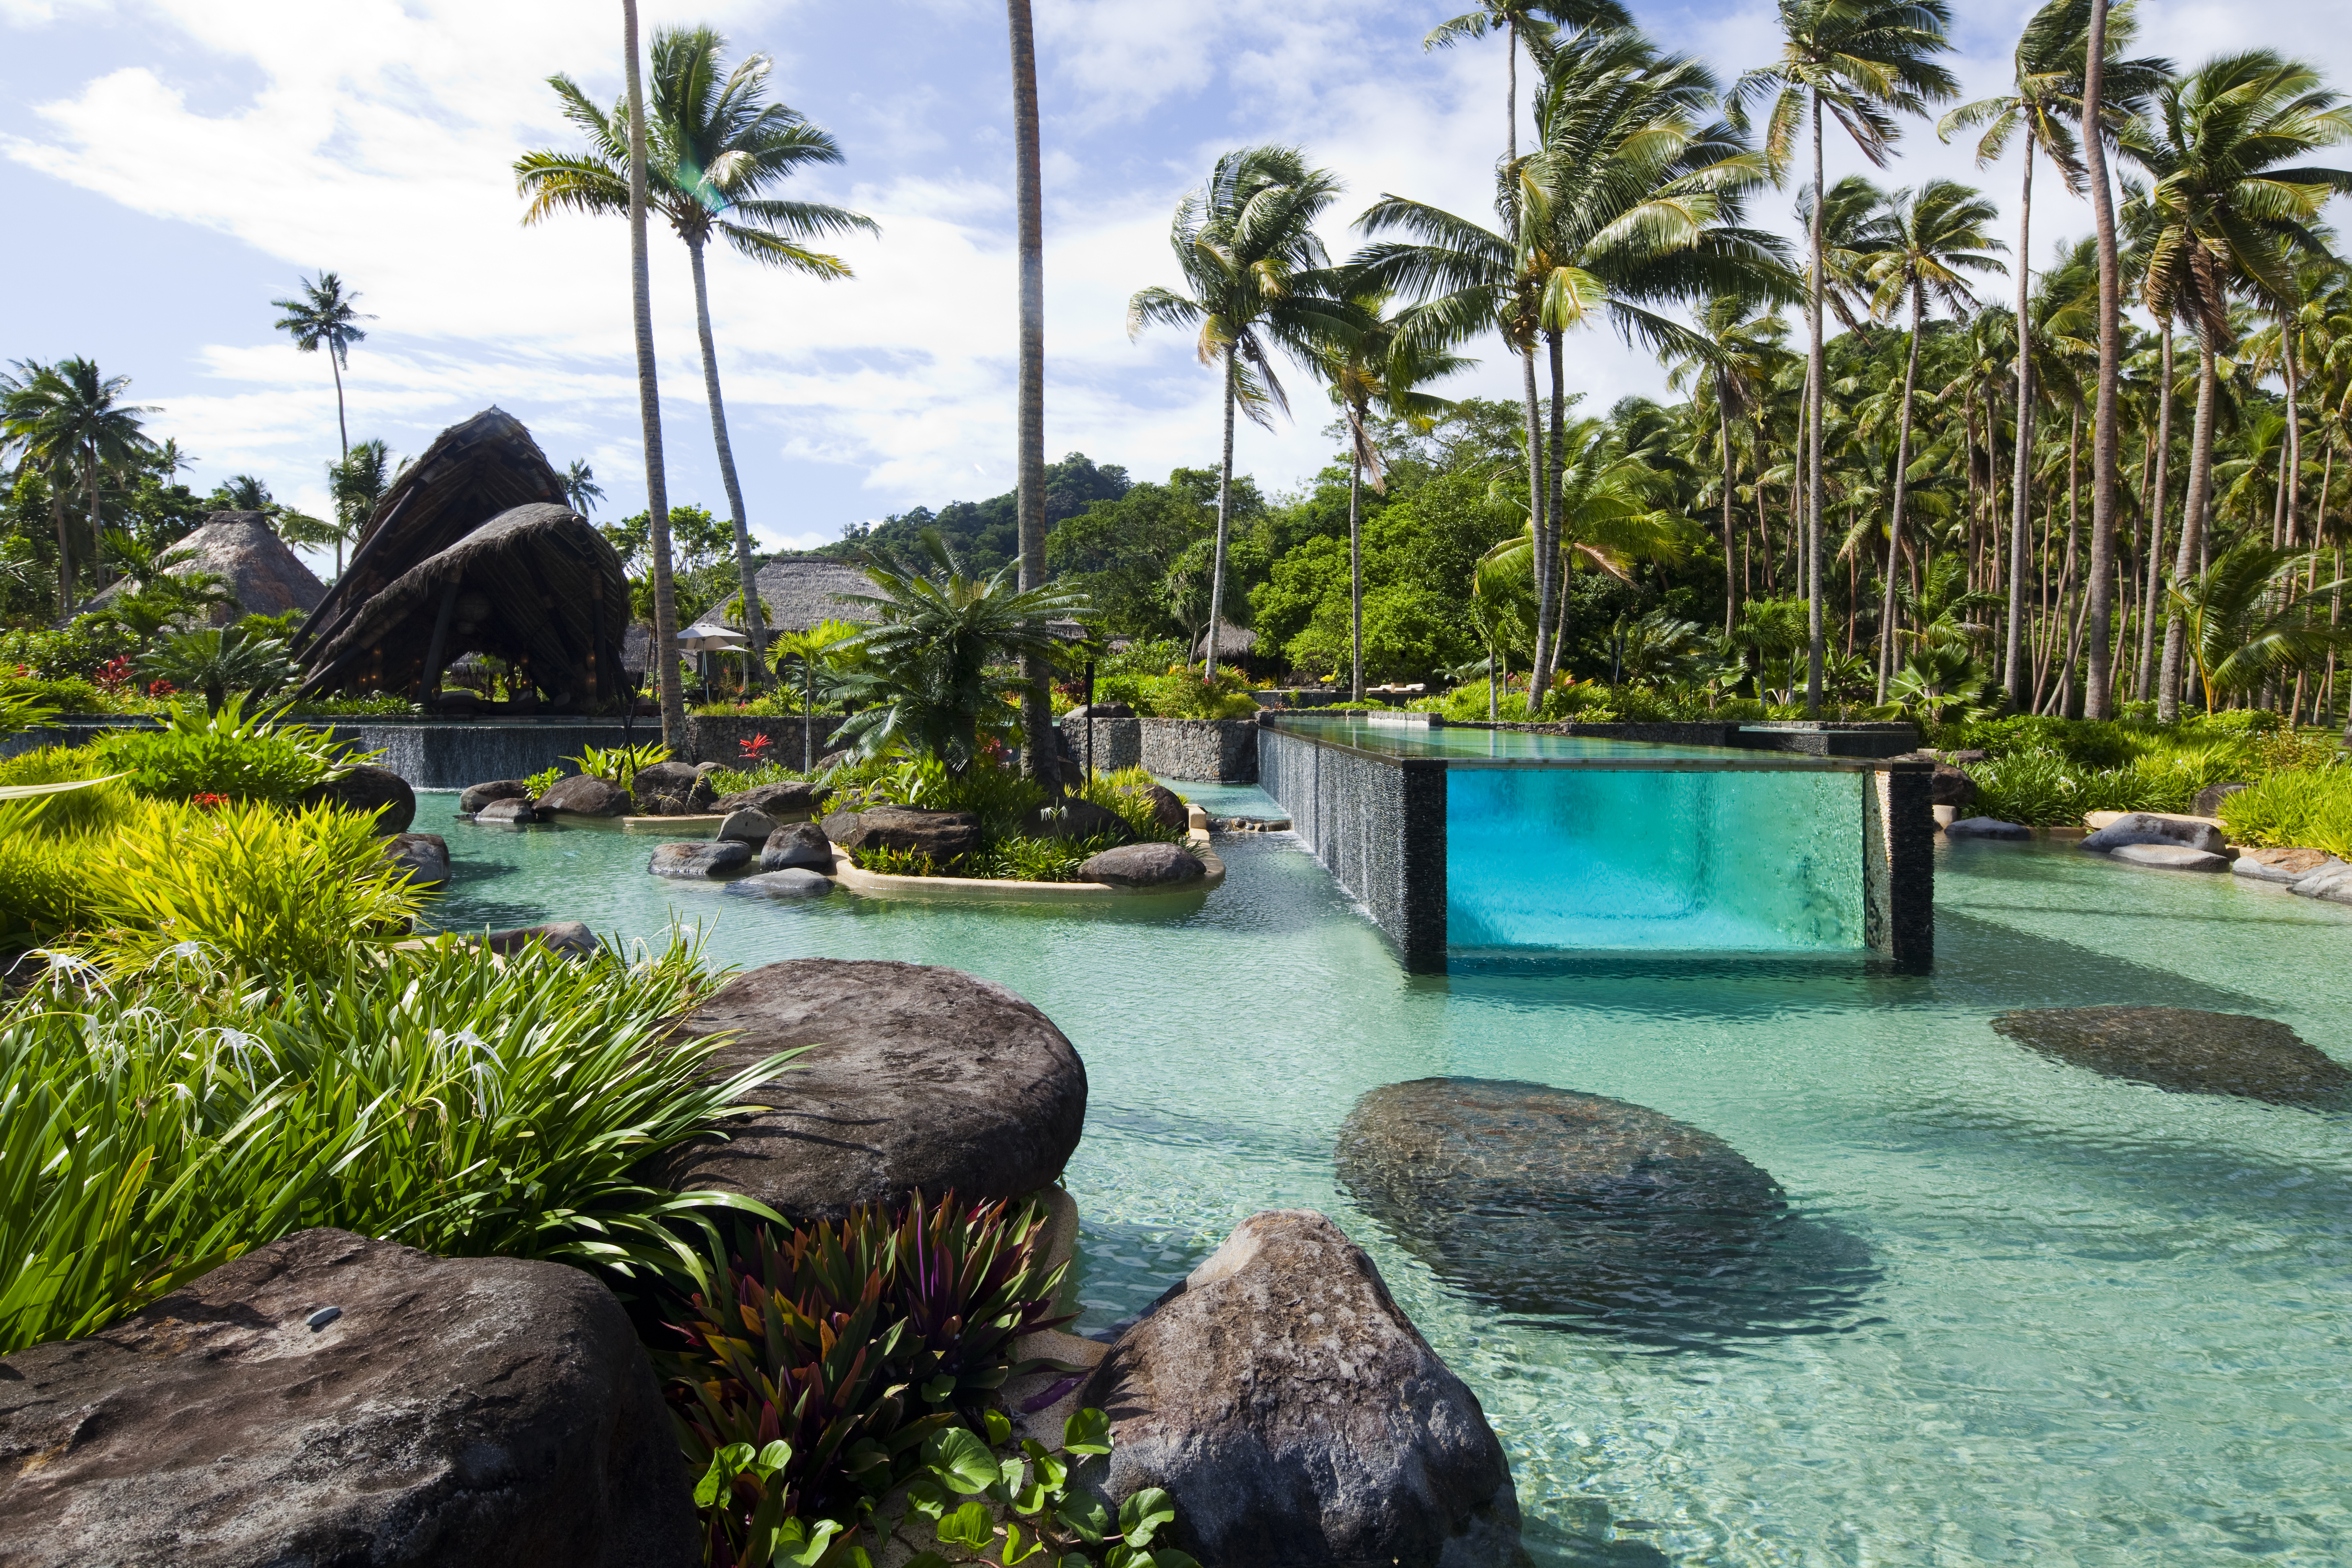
[428,791,2352,1565]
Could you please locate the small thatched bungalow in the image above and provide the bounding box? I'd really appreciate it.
[753,554,872,633]
[87,512,325,626]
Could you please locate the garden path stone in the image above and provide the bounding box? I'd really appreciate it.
[1991,1005,2352,1105]
[1945,817,2031,840]
[820,806,980,864]
[459,779,531,814]
[710,780,831,818]
[537,774,632,817]
[0,1227,695,1568]
[387,832,450,887]
[717,807,781,844]
[2107,843,2229,872]
[723,869,832,899]
[1077,1209,1522,1568]
[472,798,541,826]
[2080,812,2227,854]
[1079,842,1205,886]
[761,821,834,871]
[644,958,1086,1220]
[302,763,415,834]
[647,840,752,878]
[2233,846,2339,883]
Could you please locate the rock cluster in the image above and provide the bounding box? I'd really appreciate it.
[821,805,980,864]
[460,779,532,814]
[1992,1005,2352,1105]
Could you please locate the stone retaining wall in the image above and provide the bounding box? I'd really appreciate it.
[1059,714,1142,774]
[1140,717,1259,783]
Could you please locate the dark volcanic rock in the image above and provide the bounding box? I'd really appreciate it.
[480,921,599,958]
[1335,1079,1866,1344]
[473,797,542,826]
[538,773,632,817]
[1139,782,1189,830]
[2194,781,2250,819]
[1078,841,1204,887]
[1991,1006,2352,1105]
[302,763,415,834]
[2081,811,2226,855]
[643,959,1086,1220]
[822,805,980,864]
[761,820,834,871]
[710,780,831,818]
[459,779,532,814]
[647,840,752,879]
[1022,797,1134,844]
[1078,1209,1522,1568]
[632,761,713,814]
[1945,816,2030,840]
[1066,701,1136,719]
[387,831,450,888]
[0,1228,695,1568]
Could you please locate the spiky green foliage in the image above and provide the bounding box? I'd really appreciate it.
[2218,766,2352,856]
[92,695,365,802]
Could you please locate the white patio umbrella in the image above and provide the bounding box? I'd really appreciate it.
[676,622,750,700]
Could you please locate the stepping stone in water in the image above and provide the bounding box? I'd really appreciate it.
[2107,842,2228,872]
[1991,1005,2352,1106]
[1946,817,2031,840]
[724,869,831,898]
[761,820,833,871]
[472,798,541,826]
[646,840,751,878]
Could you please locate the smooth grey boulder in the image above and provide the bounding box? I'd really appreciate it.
[1078,1210,1522,1568]
[538,773,633,818]
[1992,1005,2352,1105]
[724,869,832,899]
[387,831,450,888]
[1023,797,1135,844]
[2108,842,2229,872]
[480,921,599,958]
[2195,781,2251,819]
[302,763,415,834]
[822,805,980,864]
[761,820,834,871]
[0,1228,695,1568]
[2081,812,2226,855]
[473,797,541,826]
[643,959,1086,1220]
[1078,841,1205,887]
[459,779,532,815]
[1945,816,2031,840]
[1139,783,1189,830]
[632,761,712,815]
[717,807,781,844]
[710,780,831,819]
[2290,861,2352,903]
[2234,846,2341,883]
[648,840,752,879]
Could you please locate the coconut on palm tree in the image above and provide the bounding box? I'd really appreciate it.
[1129,146,1354,676]
[518,27,877,692]
[1733,0,1959,714]
[270,272,371,462]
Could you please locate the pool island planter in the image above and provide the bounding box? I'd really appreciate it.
[1259,716,1933,975]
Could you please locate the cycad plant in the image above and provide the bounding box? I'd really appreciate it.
[2169,544,2352,713]
[770,617,861,769]
[139,625,296,715]
[518,26,877,687]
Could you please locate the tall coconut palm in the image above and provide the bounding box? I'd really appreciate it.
[325,438,397,577]
[2128,52,2352,719]
[1006,0,1053,787]
[562,459,606,516]
[1862,179,2006,700]
[270,272,371,462]
[619,0,682,744]
[2169,542,2352,711]
[1664,293,1792,633]
[1129,147,1354,675]
[518,28,877,692]
[1733,0,1958,714]
[1941,0,2171,704]
[0,357,155,603]
[1478,415,1689,612]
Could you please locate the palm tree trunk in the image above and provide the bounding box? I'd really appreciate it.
[1720,405,1738,635]
[85,440,106,593]
[1876,284,1926,704]
[2158,338,2219,722]
[2057,409,2082,715]
[2081,0,2121,718]
[49,480,72,616]
[2005,142,2036,704]
[1521,348,1549,682]
[2282,322,2302,548]
[1008,0,1053,788]
[1805,89,1827,716]
[1348,438,1364,701]
[330,351,349,462]
[2135,319,2174,701]
[622,0,684,745]
[1534,329,1568,697]
[686,236,772,691]
[1206,345,1236,676]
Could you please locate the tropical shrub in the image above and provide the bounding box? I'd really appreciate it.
[1131,666,1257,720]
[852,844,943,877]
[873,1412,1195,1568]
[0,937,784,1355]
[138,624,296,714]
[572,741,672,790]
[284,694,426,718]
[967,831,1129,883]
[1074,768,1186,845]
[2218,767,2352,857]
[91,695,368,802]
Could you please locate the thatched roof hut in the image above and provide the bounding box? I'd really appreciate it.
[753,554,872,632]
[293,503,629,711]
[87,512,325,625]
[1192,621,1258,658]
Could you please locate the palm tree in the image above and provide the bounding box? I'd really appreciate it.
[325,439,395,577]
[561,459,606,516]
[619,0,683,745]
[1862,179,2006,700]
[0,356,155,603]
[1941,0,2172,705]
[2170,542,2352,711]
[2129,52,2352,719]
[770,618,859,770]
[139,624,297,715]
[1129,146,1353,675]
[518,28,877,692]
[1425,0,1633,168]
[1007,0,1053,788]
[1308,287,1467,699]
[1733,0,1959,713]
[1666,294,1792,633]
[833,529,1090,774]
[270,272,371,462]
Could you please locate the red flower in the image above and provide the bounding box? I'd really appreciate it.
[739,732,774,759]
[147,679,177,697]
[190,792,231,809]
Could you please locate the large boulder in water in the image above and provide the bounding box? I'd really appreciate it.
[642,959,1086,1220]
[0,1227,694,1567]
[460,778,532,814]
[822,805,980,865]
[1991,1006,2352,1105]
[302,763,415,834]
[1077,1209,1522,1568]
[2081,811,2226,855]
[538,773,632,817]
[1336,1079,1854,1343]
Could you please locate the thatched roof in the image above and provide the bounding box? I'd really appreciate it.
[1193,620,1258,657]
[292,407,566,663]
[753,554,873,632]
[294,502,629,711]
[86,512,325,625]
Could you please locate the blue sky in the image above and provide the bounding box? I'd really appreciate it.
[4,0,2346,573]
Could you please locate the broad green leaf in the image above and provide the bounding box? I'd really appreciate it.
[1010,1478,1050,1515]
[1119,1487,1177,1547]
[1145,1550,1202,1568]
[776,1518,842,1568]
[984,1408,1014,1446]
[937,1500,997,1550]
[905,1477,951,1521]
[926,1426,1003,1496]
[1063,1408,1111,1455]
[756,1439,792,1477]
[692,1454,728,1509]
[922,1373,957,1404]
[1055,1490,1112,1544]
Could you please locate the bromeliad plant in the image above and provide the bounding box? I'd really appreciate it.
[572,741,673,791]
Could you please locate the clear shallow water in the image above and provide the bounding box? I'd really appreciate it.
[426,794,2352,1567]
[1271,714,1754,762]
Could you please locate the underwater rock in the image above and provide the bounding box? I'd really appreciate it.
[459,778,531,814]
[1945,817,2031,840]
[2108,842,2228,872]
[387,831,449,888]
[0,1228,694,1568]
[1991,1005,2352,1105]
[1078,841,1204,887]
[647,840,751,879]
[537,773,632,817]
[1078,1209,1522,1568]
[724,869,832,899]
[645,959,1086,1220]
[760,820,833,871]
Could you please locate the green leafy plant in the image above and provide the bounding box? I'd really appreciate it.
[572,741,672,790]
[525,764,565,797]
[968,832,1123,883]
[0,682,61,734]
[877,1411,1196,1568]
[91,695,370,803]
[2217,766,2352,856]
[137,624,296,714]
[1133,666,1256,720]
[853,844,943,878]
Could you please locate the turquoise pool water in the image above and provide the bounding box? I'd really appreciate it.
[426,793,2352,1566]
[1270,714,1753,762]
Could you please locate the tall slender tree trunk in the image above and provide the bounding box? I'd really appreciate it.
[2056,409,2082,715]
[49,482,72,615]
[2282,320,2302,549]
[2135,320,2174,701]
[1348,433,1364,701]
[1805,90,1827,714]
[2005,143,2037,704]
[1721,406,1738,634]
[1876,283,1926,703]
[330,352,349,462]
[1007,0,1054,787]
[1533,329,1568,697]
[686,236,772,690]
[85,442,106,593]
[623,0,683,743]
[2081,0,2122,717]
[1206,346,1236,675]
[1520,348,1547,658]
[2158,338,2219,721]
